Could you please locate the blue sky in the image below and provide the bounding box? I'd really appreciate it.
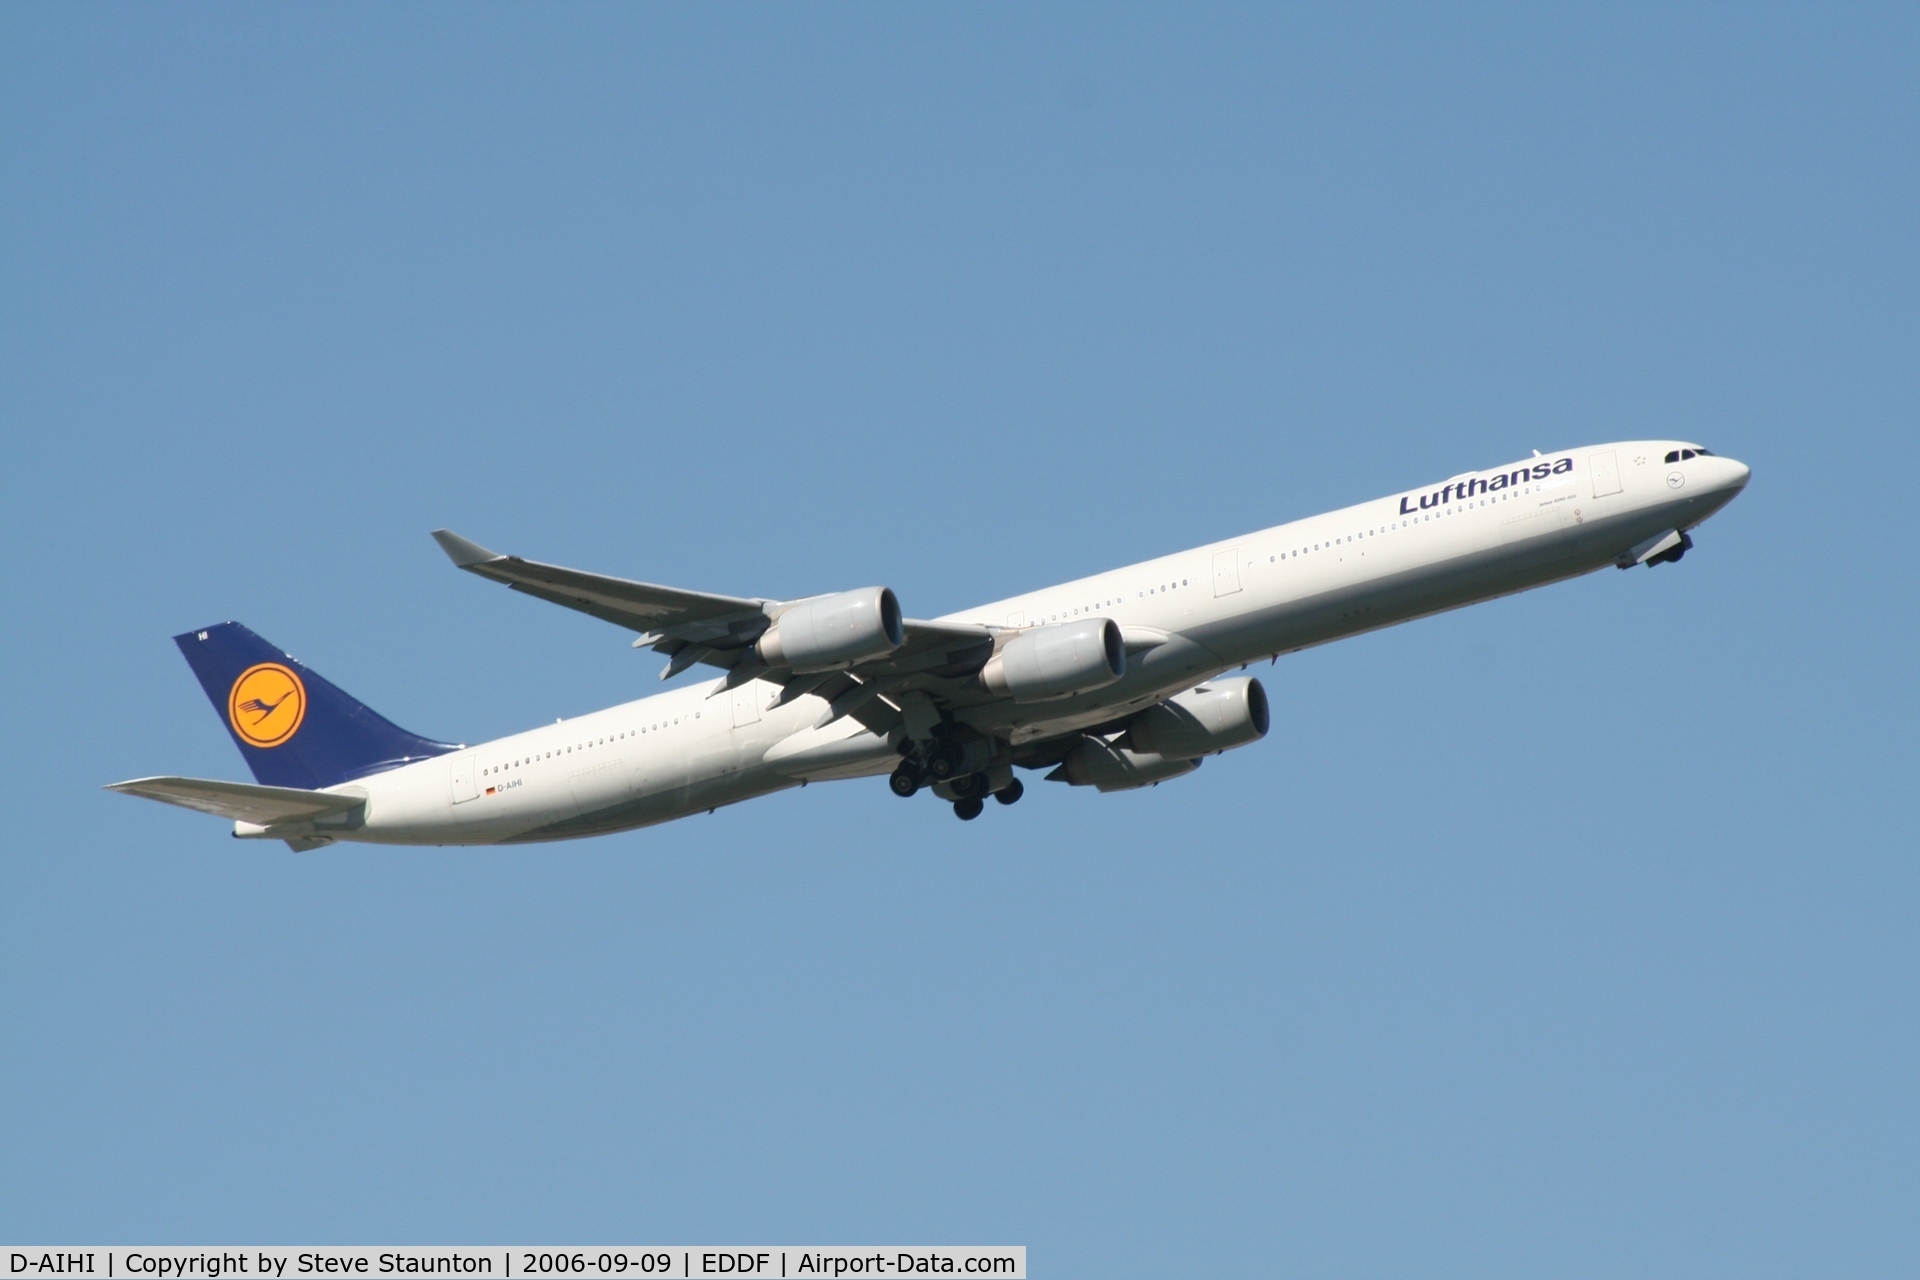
[2,4,1916,1275]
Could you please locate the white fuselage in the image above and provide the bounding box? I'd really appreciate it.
[298,441,1749,846]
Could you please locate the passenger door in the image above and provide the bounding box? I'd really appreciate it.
[448,753,477,804]
[1211,548,1242,598]
[1590,451,1622,498]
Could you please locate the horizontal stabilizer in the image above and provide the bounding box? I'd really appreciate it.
[106,776,367,825]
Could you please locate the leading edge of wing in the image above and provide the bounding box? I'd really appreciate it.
[431,529,768,637]
[432,530,995,686]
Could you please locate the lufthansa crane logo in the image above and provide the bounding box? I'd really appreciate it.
[228,663,307,748]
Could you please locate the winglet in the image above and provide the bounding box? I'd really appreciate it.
[432,529,503,568]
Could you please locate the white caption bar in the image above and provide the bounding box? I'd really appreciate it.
[4,1251,1024,1280]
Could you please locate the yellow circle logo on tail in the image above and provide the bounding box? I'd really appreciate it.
[228,663,307,748]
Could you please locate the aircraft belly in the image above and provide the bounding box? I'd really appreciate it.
[503,767,795,842]
[763,720,900,781]
[500,706,801,843]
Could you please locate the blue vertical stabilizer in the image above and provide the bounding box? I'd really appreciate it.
[174,622,457,789]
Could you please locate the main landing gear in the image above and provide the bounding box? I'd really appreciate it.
[941,767,1024,819]
[889,763,1025,820]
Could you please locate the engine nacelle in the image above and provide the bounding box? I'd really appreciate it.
[980,618,1126,702]
[1126,677,1270,758]
[756,586,904,673]
[1054,739,1201,792]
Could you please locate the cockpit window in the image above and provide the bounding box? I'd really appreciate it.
[1665,450,1680,463]
[1665,448,1710,463]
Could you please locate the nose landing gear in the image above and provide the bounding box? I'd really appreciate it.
[1617,528,1694,569]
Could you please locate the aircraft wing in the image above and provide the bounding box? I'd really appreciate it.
[432,530,768,642]
[106,776,368,825]
[432,530,994,679]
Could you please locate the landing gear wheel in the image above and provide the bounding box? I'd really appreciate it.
[927,746,959,780]
[953,797,984,821]
[994,778,1024,806]
[949,772,985,800]
[889,766,920,798]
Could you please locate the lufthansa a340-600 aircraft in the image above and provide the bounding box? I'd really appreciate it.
[112,442,1748,849]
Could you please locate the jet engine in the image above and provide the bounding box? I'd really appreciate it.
[1051,739,1202,792]
[756,586,904,672]
[980,618,1126,701]
[1047,677,1270,793]
[1125,676,1269,757]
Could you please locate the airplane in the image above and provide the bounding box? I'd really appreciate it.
[109,441,1749,849]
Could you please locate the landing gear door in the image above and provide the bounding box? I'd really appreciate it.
[1212,548,1242,598]
[449,753,477,804]
[1590,451,1622,498]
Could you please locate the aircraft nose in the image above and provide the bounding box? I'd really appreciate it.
[1720,456,1752,492]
